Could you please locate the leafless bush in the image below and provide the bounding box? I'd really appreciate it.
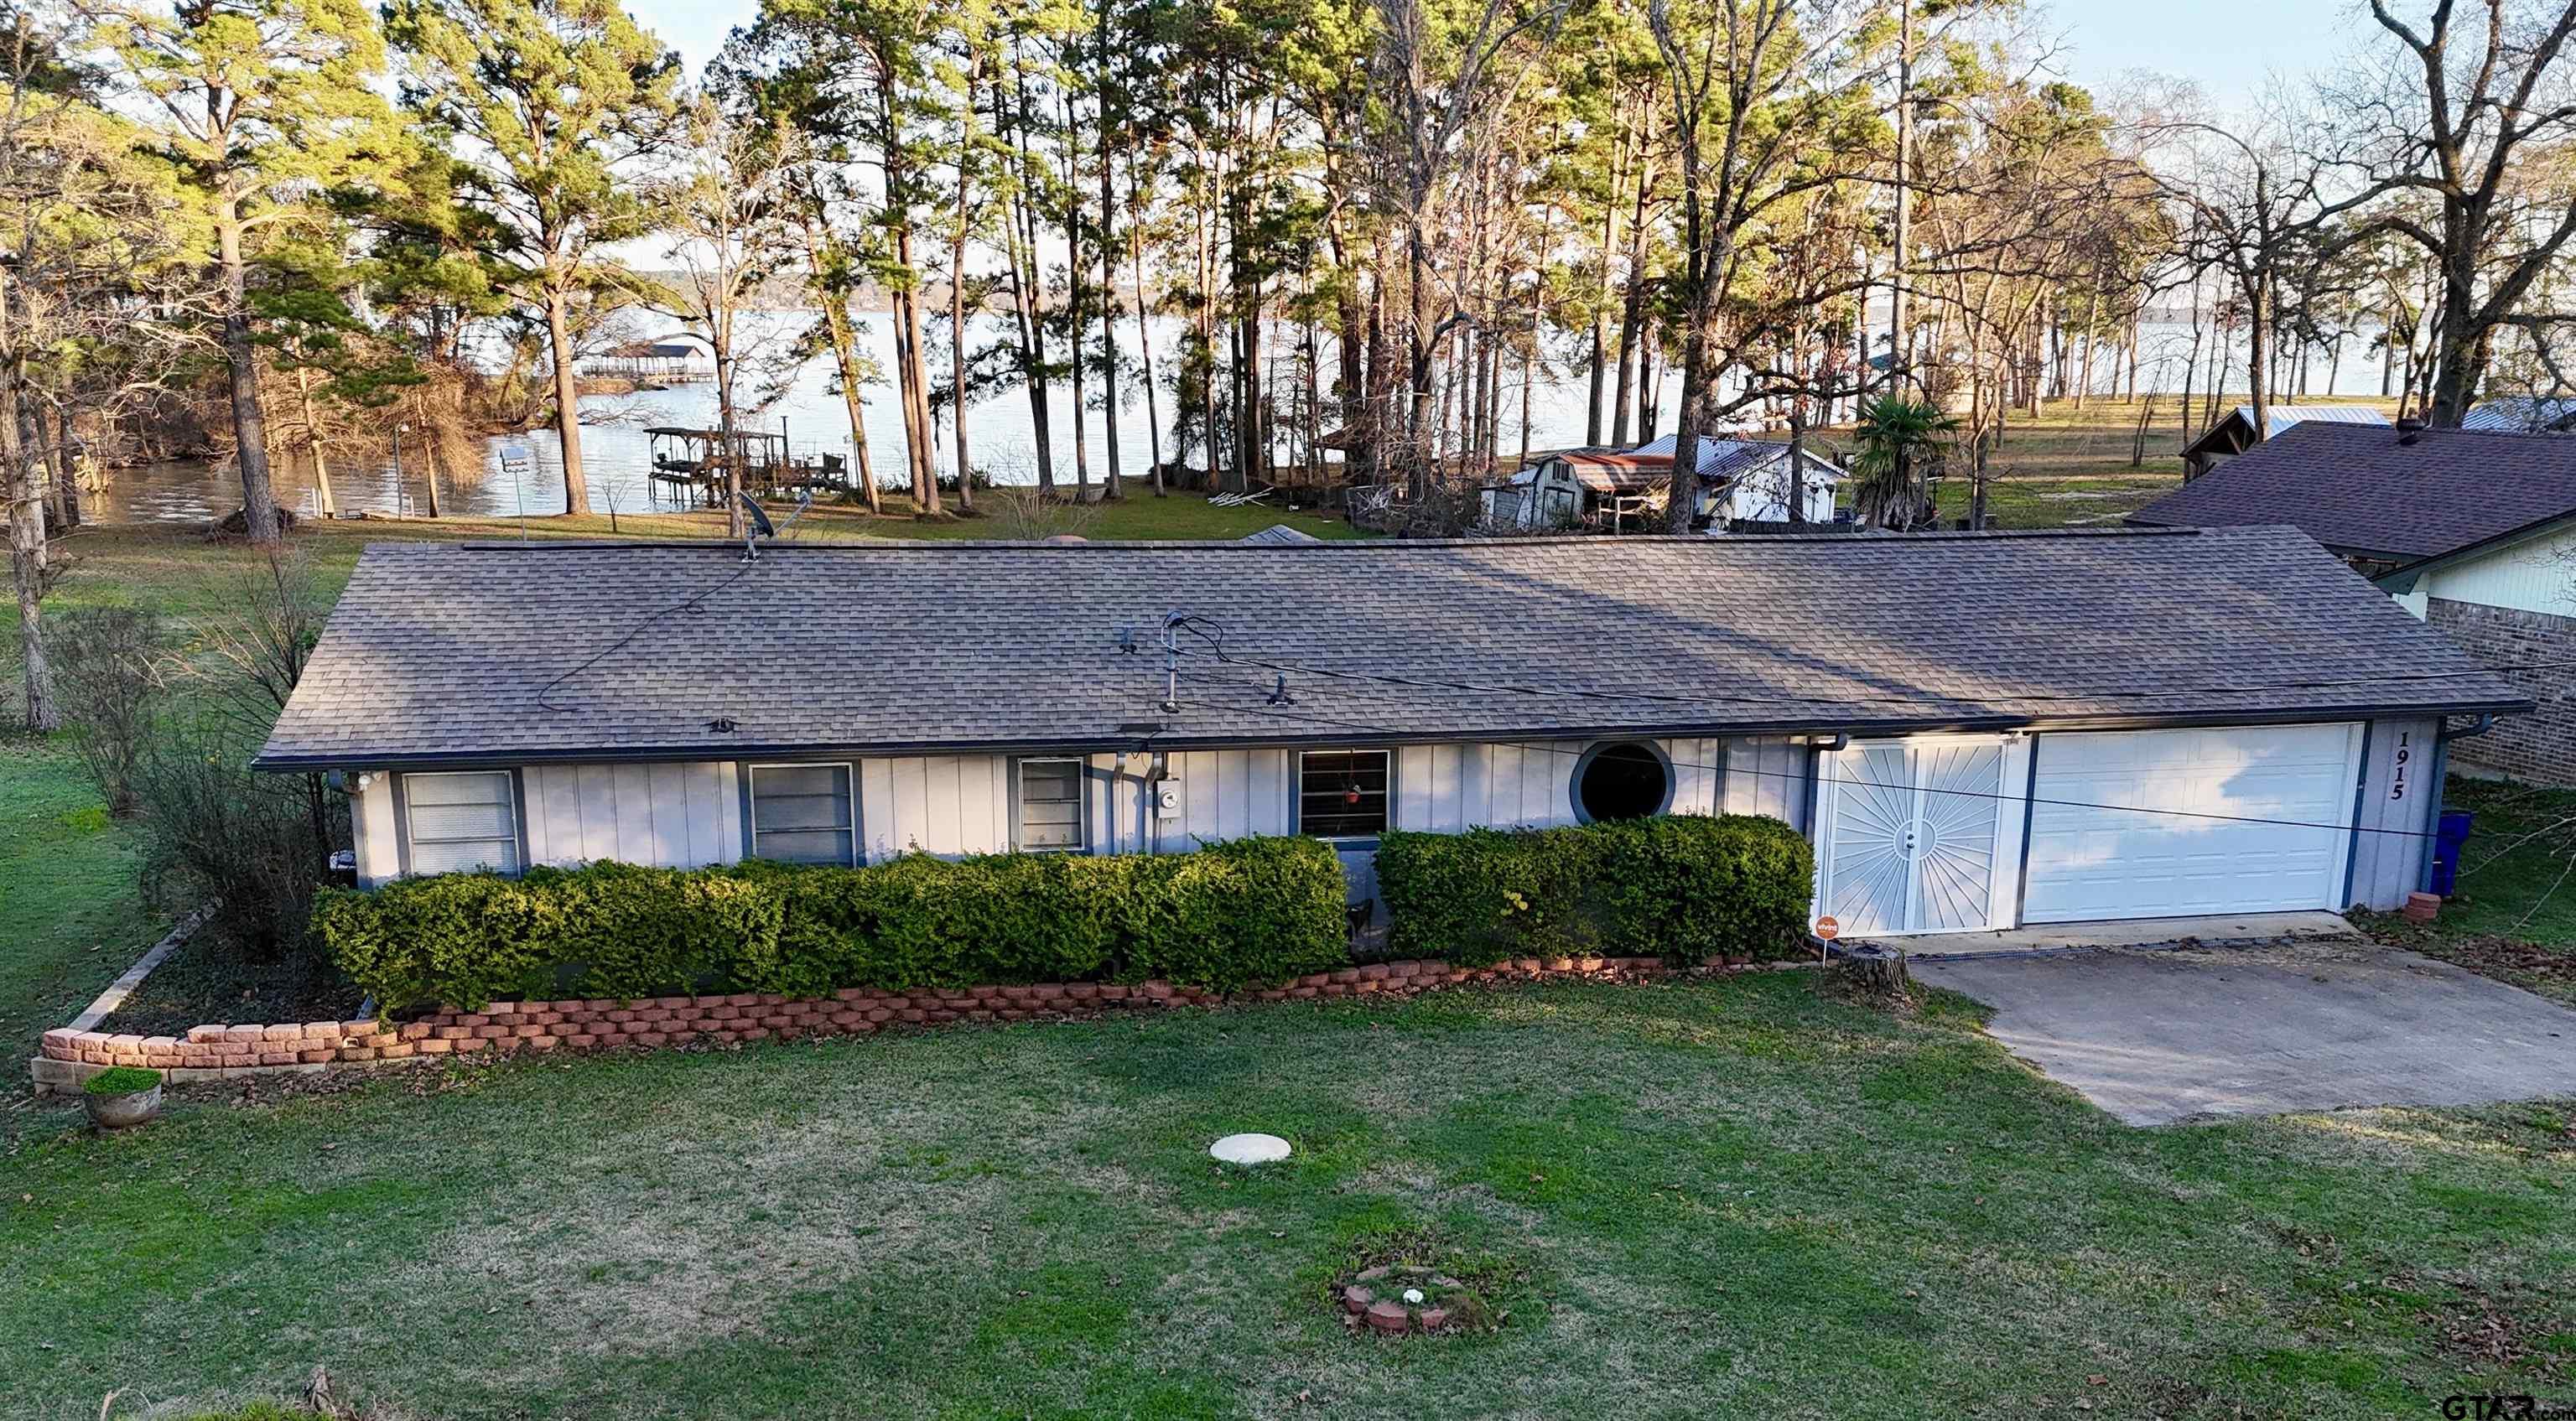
[985,488,1107,541]
[50,607,165,817]
[129,550,345,962]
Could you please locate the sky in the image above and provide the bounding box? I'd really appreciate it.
[621,0,2366,112]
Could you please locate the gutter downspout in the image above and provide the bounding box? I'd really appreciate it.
[2418,714,2497,893]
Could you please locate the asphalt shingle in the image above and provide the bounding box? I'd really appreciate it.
[2132,422,2576,562]
[253,527,2531,769]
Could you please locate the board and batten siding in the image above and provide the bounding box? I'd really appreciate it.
[2348,716,2444,910]
[857,755,1011,861]
[351,735,1815,886]
[525,762,743,870]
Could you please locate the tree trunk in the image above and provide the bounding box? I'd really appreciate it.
[296,366,336,517]
[1094,13,1123,500]
[544,287,590,516]
[216,200,283,540]
[715,329,745,541]
[1002,65,1057,495]
[1129,147,1164,495]
[951,70,979,516]
[821,296,883,514]
[0,319,55,730]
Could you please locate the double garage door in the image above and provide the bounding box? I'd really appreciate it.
[1818,723,2363,935]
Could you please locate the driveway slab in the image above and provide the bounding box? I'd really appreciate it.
[1916,941,2576,1125]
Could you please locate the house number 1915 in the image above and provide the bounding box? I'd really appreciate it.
[2391,730,2412,801]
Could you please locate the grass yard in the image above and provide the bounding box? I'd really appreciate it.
[1816,394,2395,532]
[2366,776,2576,1007]
[0,744,165,1056]
[21,489,1361,635]
[5,977,2575,1418]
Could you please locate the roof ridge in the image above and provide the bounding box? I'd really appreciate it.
[405,526,2214,555]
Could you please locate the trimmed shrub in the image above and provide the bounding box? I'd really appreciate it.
[1376,813,1815,967]
[316,834,1349,1012]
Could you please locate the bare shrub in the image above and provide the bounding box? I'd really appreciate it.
[131,551,345,962]
[50,607,165,817]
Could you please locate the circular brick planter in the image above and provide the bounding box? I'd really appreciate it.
[1335,1263,1474,1335]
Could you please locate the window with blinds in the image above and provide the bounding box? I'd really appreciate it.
[749,763,856,866]
[1297,749,1389,838]
[402,770,522,875]
[1015,759,1085,851]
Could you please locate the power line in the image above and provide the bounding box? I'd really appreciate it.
[1176,666,2447,841]
[1172,641,2566,712]
[533,563,758,713]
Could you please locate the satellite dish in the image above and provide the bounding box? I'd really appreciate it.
[739,492,776,538]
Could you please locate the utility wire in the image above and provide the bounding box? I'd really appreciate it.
[1176,666,2449,841]
[1171,642,2568,711]
[532,563,759,713]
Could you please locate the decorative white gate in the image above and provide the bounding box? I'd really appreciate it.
[1815,736,2028,937]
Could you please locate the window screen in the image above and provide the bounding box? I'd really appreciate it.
[750,763,855,865]
[402,770,521,874]
[1298,749,1389,838]
[1017,759,1085,851]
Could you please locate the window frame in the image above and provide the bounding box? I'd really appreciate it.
[1569,739,1677,825]
[745,760,860,867]
[1294,748,1394,843]
[1010,756,1090,853]
[392,768,528,877]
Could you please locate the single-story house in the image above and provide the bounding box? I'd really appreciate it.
[257,531,2524,938]
[2131,421,2576,785]
[2182,403,2391,480]
[1482,449,1674,532]
[1628,432,1844,526]
[1483,438,1841,532]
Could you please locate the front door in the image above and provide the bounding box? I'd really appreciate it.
[1815,736,2028,936]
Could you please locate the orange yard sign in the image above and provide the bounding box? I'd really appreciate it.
[1814,915,1841,941]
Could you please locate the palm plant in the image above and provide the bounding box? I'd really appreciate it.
[1846,395,1958,529]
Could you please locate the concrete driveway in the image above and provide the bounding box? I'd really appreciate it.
[1916,941,2576,1126]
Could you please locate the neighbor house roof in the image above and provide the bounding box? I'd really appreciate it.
[2183,403,2391,459]
[2462,396,2576,433]
[2131,421,2576,563]
[254,530,2527,770]
[1630,433,1843,484]
[1549,451,1673,493]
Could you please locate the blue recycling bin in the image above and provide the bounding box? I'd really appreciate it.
[2430,809,2475,897]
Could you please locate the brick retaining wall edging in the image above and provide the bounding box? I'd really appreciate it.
[28,954,1809,1096]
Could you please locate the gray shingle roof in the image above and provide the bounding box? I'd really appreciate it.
[2132,422,2576,562]
[254,529,2530,769]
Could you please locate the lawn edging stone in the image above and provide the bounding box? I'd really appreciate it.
[27,952,1803,1096]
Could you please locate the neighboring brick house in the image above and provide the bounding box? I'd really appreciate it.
[2132,421,2576,784]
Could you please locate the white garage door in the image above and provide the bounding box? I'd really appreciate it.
[2023,723,2363,923]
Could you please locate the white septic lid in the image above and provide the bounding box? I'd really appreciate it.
[1209,1133,1292,1165]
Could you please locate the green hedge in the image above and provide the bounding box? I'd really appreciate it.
[1374,814,1815,967]
[315,835,1349,1012]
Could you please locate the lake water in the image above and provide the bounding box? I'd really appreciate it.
[88,313,2401,524]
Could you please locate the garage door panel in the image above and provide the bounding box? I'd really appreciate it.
[2023,724,2360,924]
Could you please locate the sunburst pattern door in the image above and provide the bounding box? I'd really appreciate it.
[1823,739,2008,936]
[1825,744,1919,936]
[1911,743,2002,931]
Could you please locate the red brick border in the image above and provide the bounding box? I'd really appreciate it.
[32,954,1784,1093]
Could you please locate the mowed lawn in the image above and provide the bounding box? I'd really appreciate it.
[6,977,2576,1420]
[2369,776,2576,1008]
[0,744,164,1056]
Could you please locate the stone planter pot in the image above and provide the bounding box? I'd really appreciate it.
[84,1082,163,1130]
